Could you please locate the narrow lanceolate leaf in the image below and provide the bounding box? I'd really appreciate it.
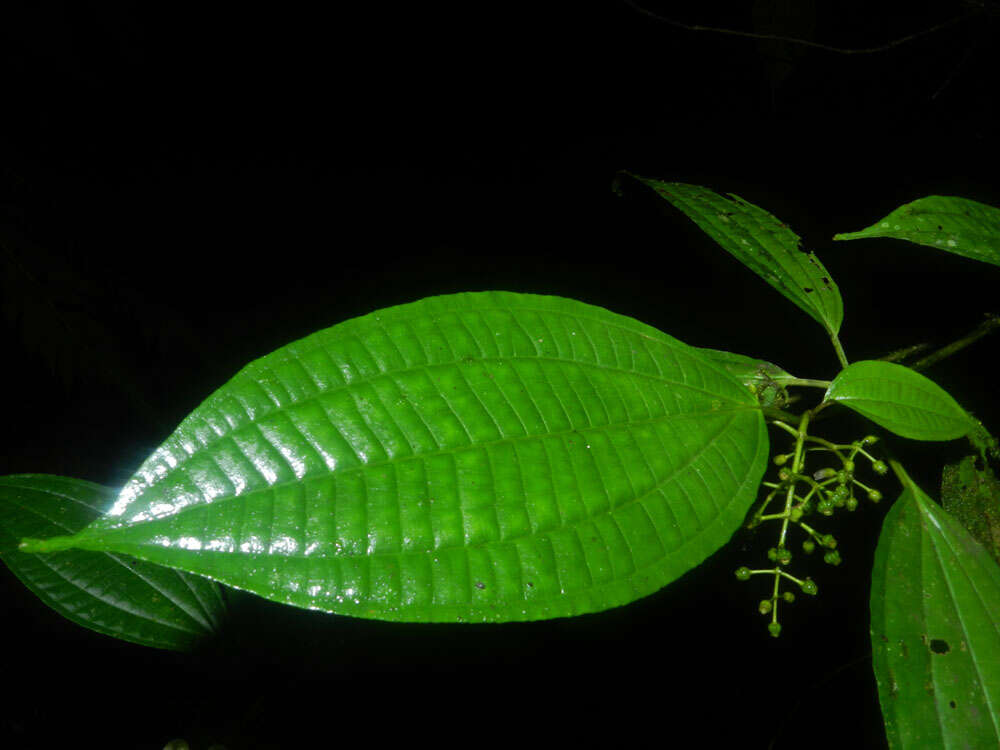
[870,464,1000,749]
[18,292,769,623]
[626,175,844,339]
[824,360,976,441]
[0,474,225,651]
[834,195,1000,268]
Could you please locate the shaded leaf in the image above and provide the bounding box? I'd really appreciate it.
[941,455,1000,567]
[0,474,225,651]
[18,291,769,623]
[834,195,1000,269]
[824,360,975,441]
[870,464,1000,748]
[625,176,844,340]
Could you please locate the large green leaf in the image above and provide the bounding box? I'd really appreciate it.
[624,175,844,341]
[18,292,768,623]
[870,464,1000,748]
[834,195,1000,268]
[823,360,976,441]
[0,474,225,651]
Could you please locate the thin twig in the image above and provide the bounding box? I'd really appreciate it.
[910,313,1000,371]
[619,1,976,55]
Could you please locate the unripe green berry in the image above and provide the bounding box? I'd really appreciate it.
[872,460,888,475]
[789,507,803,522]
[824,550,842,566]
[843,459,855,473]
[800,579,818,595]
[818,501,834,516]
[773,454,789,466]
[767,547,779,562]
[821,534,837,549]
[782,591,795,603]
[862,435,879,446]
[831,486,849,503]
[778,468,792,482]
[776,547,792,565]
[802,539,815,554]
[836,470,849,484]
[846,497,859,512]
[868,489,883,502]
[735,566,752,581]
[768,621,782,638]
[759,599,773,615]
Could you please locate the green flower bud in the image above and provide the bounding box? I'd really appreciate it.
[800,579,818,595]
[842,459,855,473]
[735,566,752,581]
[872,460,888,475]
[831,486,849,503]
[759,599,773,615]
[789,507,803,522]
[778,468,792,482]
[818,500,834,516]
[782,591,795,603]
[767,547,779,562]
[821,534,837,549]
[846,497,859,512]
[768,621,782,638]
[868,489,882,502]
[776,547,792,565]
[862,435,879,446]
[836,470,848,485]
[824,551,842,566]
[802,539,815,554]
[773,454,789,466]
[812,467,837,481]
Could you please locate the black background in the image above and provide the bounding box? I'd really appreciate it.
[1,1,998,748]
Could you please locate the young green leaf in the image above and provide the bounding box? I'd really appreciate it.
[823,360,976,441]
[694,347,798,407]
[870,464,1000,749]
[0,474,225,651]
[694,347,798,387]
[624,175,845,353]
[17,292,769,623]
[834,195,1000,268]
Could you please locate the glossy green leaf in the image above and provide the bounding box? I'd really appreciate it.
[834,195,1000,268]
[19,291,768,623]
[625,175,844,339]
[0,474,225,651]
[823,360,976,441]
[870,464,1000,749]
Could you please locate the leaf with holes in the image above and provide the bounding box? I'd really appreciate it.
[870,464,1000,749]
[0,474,225,651]
[834,195,1000,269]
[17,291,769,623]
[823,360,976,441]
[625,175,844,341]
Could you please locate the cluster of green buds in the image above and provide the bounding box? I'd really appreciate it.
[737,422,887,637]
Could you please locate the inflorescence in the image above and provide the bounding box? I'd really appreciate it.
[736,412,887,637]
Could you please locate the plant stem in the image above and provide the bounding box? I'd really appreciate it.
[784,378,832,389]
[830,332,849,370]
[909,313,1000,371]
